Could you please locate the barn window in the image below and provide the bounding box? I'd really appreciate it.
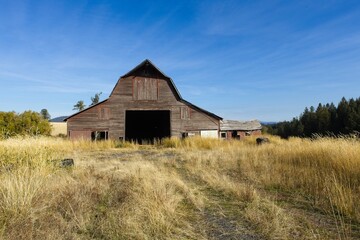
[99,108,110,120]
[133,78,158,100]
[220,132,226,138]
[91,131,108,141]
[180,106,190,120]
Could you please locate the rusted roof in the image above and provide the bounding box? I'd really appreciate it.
[220,120,262,131]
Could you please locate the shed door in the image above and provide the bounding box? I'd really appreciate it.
[200,130,218,138]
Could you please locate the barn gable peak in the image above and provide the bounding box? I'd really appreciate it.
[121,59,170,79]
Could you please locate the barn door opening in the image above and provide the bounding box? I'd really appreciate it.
[125,110,170,144]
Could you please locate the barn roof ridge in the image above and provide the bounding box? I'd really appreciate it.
[121,59,170,79]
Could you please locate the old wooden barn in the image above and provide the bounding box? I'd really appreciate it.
[65,59,222,142]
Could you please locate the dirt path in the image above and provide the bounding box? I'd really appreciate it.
[169,158,262,240]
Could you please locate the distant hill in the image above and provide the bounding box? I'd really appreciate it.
[260,121,277,126]
[49,116,68,122]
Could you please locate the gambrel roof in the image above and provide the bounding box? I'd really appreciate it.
[65,59,222,121]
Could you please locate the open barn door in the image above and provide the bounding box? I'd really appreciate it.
[125,110,170,143]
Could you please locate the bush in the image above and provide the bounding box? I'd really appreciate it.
[0,111,51,139]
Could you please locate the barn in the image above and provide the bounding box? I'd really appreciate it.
[64,59,222,142]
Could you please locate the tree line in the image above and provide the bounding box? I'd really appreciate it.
[0,110,51,139]
[266,97,360,138]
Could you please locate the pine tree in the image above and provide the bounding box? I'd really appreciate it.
[316,103,330,134]
[337,97,349,133]
[328,103,338,133]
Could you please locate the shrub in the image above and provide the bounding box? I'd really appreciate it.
[0,111,51,139]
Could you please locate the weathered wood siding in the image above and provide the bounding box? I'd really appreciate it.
[223,129,262,140]
[105,76,218,139]
[237,129,262,138]
[67,101,111,135]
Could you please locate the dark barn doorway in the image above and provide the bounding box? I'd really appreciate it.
[125,110,171,143]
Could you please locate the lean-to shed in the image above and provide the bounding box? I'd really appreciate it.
[220,120,262,139]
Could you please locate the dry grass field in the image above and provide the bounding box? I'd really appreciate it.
[50,122,67,137]
[1,136,360,239]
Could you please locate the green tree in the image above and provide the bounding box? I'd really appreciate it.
[337,97,349,133]
[17,111,52,135]
[0,111,51,138]
[73,100,86,111]
[300,107,316,137]
[0,112,17,138]
[90,92,102,106]
[327,103,338,133]
[40,109,51,120]
[316,103,330,134]
[290,118,304,136]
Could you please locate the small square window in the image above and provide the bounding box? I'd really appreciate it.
[99,108,110,120]
[180,106,190,120]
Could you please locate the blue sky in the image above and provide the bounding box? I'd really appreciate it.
[1,0,360,121]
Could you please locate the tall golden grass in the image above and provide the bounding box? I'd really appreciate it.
[167,136,360,238]
[0,136,359,239]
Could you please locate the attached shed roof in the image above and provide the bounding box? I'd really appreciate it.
[220,120,262,131]
[64,99,108,121]
[180,99,222,120]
